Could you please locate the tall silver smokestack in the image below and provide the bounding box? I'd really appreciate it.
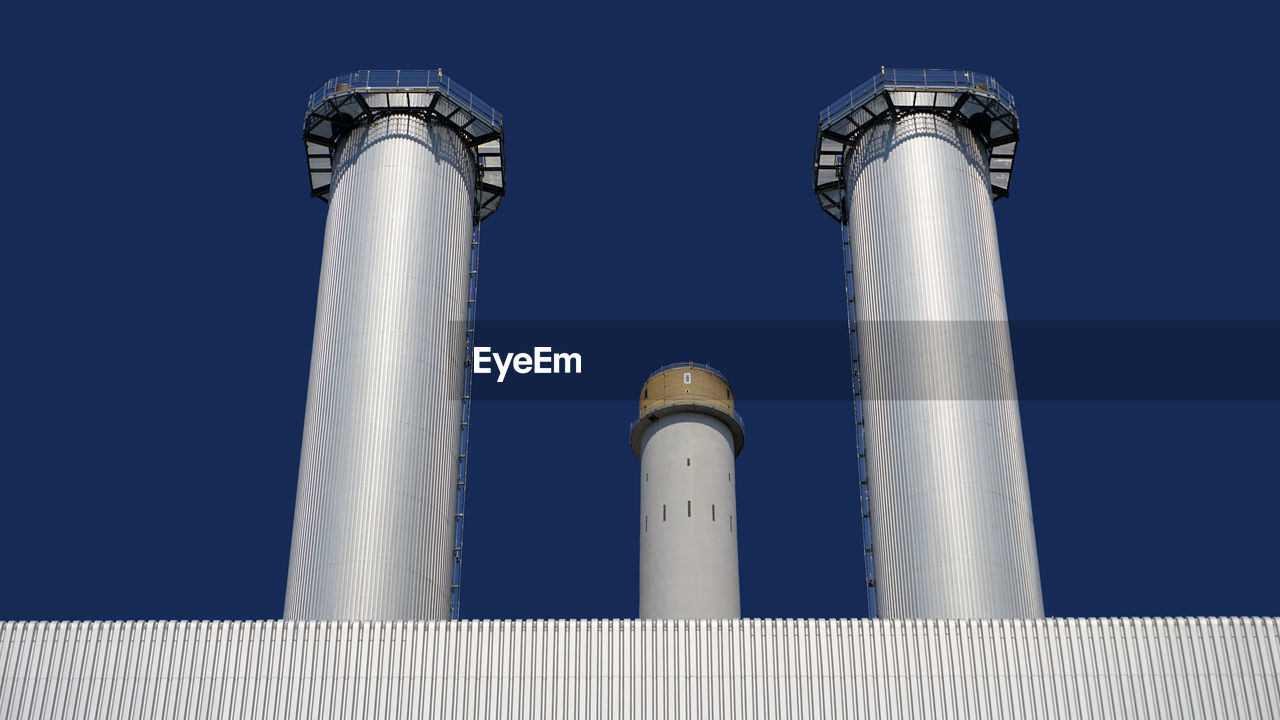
[285,70,505,620]
[814,68,1043,619]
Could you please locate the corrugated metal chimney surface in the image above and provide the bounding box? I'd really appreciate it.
[631,364,745,619]
[285,71,505,621]
[814,69,1043,619]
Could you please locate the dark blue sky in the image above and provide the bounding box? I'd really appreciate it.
[3,3,1277,622]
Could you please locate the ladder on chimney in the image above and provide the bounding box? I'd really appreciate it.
[843,223,878,618]
[451,223,480,620]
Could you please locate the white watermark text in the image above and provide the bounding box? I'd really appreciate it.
[473,346,582,382]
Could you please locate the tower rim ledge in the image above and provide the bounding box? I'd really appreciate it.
[813,67,1019,223]
[302,69,505,223]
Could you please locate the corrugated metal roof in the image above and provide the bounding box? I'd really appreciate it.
[2,617,1276,718]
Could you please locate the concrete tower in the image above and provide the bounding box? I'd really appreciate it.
[631,363,745,619]
[284,71,505,621]
[813,68,1043,619]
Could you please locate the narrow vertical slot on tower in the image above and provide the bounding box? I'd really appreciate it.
[712,505,716,521]
[687,458,691,466]
[687,500,691,517]
[730,516,734,533]
[663,505,667,521]
[645,516,648,532]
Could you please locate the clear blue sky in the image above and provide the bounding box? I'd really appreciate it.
[3,2,1277,621]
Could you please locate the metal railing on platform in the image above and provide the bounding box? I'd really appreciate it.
[307,69,503,128]
[819,68,1015,128]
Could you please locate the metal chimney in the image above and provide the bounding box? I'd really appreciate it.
[285,70,505,620]
[813,68,1043,619]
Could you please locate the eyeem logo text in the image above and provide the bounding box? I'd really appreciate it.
[473,347,583,382]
